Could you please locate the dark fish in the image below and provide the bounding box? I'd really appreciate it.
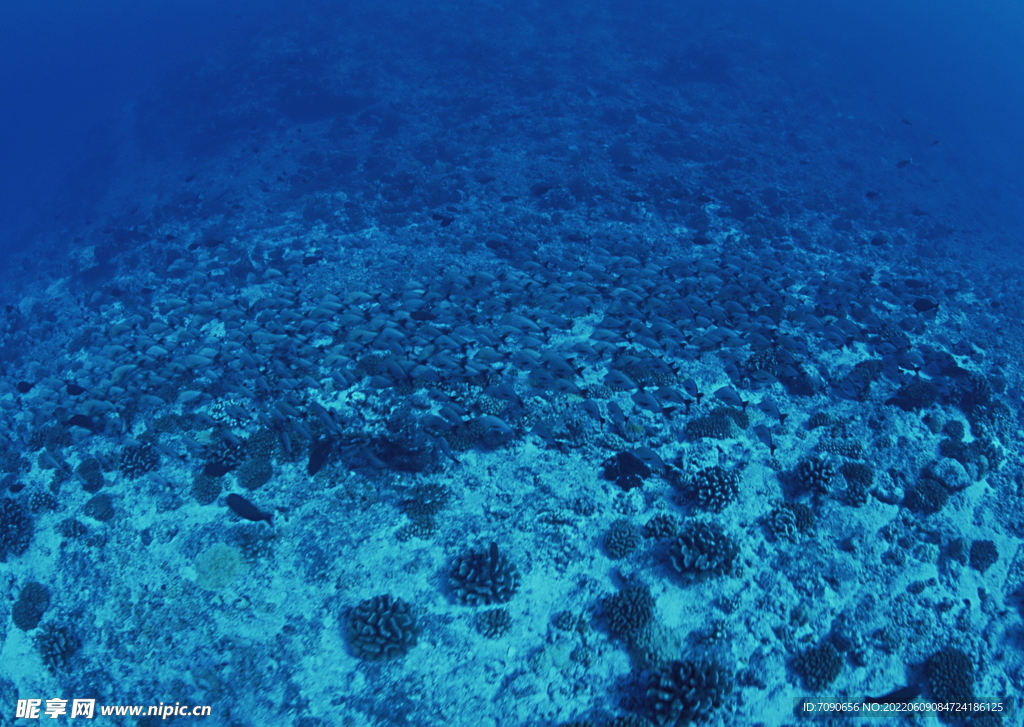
[864,684,921,705]
[896,159,912,168]
[745,332,773,348]
[753,424,777,455]
[430,434,459,463]
[541,353,583,378]
[410,308,437,321]
[631,447,664,472]
[486,383,523,410]
[274,400,303,418]
[551,378,584,395]
[606,401,627,426]
[478,415,515,446]
[604,371,637,390]
[632,391,667,416]
[681,378,703,403]
[309,402,339,434]
[749,370,779,386]
[66,383,86,395]
[714,386,746,410]
[307,439,332,475]
[420,414,451,435]
[438,403,467,425]
[913,298,938,312]
[581,399,604,424]
[226,493,272,524]
[654,387,687,406]
[531,423,560,448]
[279,430,294,457]
[219,428,243,447]
[755,399,781,421]
[15,381,33,394]
[204,462,234,478]
[898,351,925,372]
[65,414,96,430]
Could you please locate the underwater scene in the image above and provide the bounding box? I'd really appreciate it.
[1,1,1023,725]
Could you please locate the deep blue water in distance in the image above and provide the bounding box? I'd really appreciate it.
[2,0,1023,257]
[1,1,1023,726]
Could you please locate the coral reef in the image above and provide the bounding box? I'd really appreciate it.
[969,540,998,573]
[603,452,652,491]
[669,522,739,577]
[37,625,80,673]
[604,519,643,559]
[689,465,740,513]
[12,581,50,631]
[795,457,837,494]
[646,660,732,724]
[926,647,974,718]
[475,608,513,639]
[602,584,656,642]
[0,497,33,561]
[449,542,522,606]
[792,642,843,691]
[347,595,419,661]
[119,444,159,478]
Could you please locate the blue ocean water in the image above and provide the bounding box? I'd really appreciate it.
[1,1,1022,725]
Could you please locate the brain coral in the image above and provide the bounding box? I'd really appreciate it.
[647,659,732,724]
[347,594,419,661]
[449,541,522,606]
[119,444,159,478]
[602,584,656,641]
[643,513,680,540]
[669,522,739,577]
[604,518,643,559]
[795,457,837,494]
[689,465,740,513]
